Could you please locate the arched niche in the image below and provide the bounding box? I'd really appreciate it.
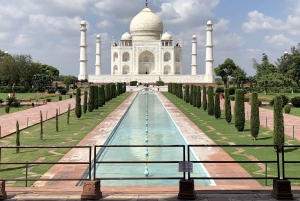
[164,65,171,75]
[122,52,130,62]
[175,65,181,74]
[113,65,118,75]
[138,51,155,74]
[164,52,171,62]
[113,52,118,62]
[122,65,129,74]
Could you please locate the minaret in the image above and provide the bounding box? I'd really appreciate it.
[78,20,88,81]
[205,20,214,82]
[191,34,197,75]
[95,34,101,75]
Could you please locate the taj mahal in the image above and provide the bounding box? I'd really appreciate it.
[78,1,215,83]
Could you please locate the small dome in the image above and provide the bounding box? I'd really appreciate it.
[81,20,87,25]
[192,34,197,39]
[207,20,212,25]
[161,31,172,40]
[130,7,163,40]
[96,34,101,39]
[121,32,132,40]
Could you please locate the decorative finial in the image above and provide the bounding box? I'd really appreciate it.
[146,0,148,7]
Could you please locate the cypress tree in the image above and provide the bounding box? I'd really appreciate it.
[75,88,82,119]
[16,120,20,153]
[98,86,103,107]
[88,87,94,112]
[250,92,260,140]
[179,84,183,99]
[190,85,194,105]
[185,85,190,103]
[234,89,245,131]
[207,86,214,115]
[83,90,87,114]
[273,95,284,152]
[94,86,98,109]
[56,108,59,132]
[214,93,221,119]
[40,111,43,140]
[193,86,197,107]
[67,104,71,124]
[203,85,207,111]
[101,85,105,106]
[123,82,126,93]
[224,88,232,124]
[196,86,201,108]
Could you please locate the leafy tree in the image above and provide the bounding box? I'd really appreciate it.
[214,93,221,119]
[203,85,207,111]
[207,86,214,115]
[32,74,53,91]
[16,120,20,153]
[214,58,237,87]
[75,88,82,119]
[224,88,232,124]
[273,95,284,152]
[63,76,74,87]
[231,65,247,88]
[185,85,190,103]
[83,90,88,113]
[234,89,245,131]
[250,93,260,140]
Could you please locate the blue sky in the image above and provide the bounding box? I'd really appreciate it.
[0,0,299,78]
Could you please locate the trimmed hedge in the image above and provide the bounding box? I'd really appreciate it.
[224,88,232,124]
[250,93,260,140]
[284,105,291,114]
[234,89,245,132]
[273,95,284,152]
[207,86,214,115]
[290,96,300,107]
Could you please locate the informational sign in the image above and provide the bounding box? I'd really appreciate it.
[178,161,193,173]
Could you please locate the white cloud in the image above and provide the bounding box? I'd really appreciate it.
[263,34,295,47]
[242,10,286,33]
[97,20,113,29]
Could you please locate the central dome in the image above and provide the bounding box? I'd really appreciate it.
[130,7,163,41]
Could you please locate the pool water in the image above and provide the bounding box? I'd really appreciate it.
[93,91,212,186]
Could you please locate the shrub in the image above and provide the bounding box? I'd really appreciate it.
[270,95,289,108]
[56,109,59,132]
[75,88,82,119]
[230,95,235,101]
[6,97,20,107]
[229,87,236,95]
[234,89,245,132]
[290,96,300,107]
[273,95,284,152]
[224,88,232,124]
[196,86,201,109]
[46,98,51,102]
[59,96,62,101]
[83,90,88,114]
[207,86,214,115]
[69,94,73,98]
[5,106,10,114]
[16,121,20,153]
[130,81,137,86]
[244,97,250,102]
[215,87,224,94]
[250,93,260,140]
[48,89,56,94]
[203,85,207,111]
[40,111,43,140]
[59,88,67,95]
[284,105,291,114]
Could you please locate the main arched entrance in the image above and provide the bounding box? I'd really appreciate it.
[138,51,155,74]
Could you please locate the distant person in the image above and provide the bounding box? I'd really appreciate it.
[158,86,160,91]
[8,93,11,98]
[12,92,15,97]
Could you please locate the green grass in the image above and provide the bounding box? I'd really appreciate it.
[0,92,132,187]
[263,106,300,117]
[163,92,300,186]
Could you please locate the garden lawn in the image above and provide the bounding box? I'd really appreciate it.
[163,92,300,186]
[263,106,300,117]
[0,92,132,187]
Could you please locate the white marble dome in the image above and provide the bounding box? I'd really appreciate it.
[130,7,163,40]
[121,32,132,40]
[96,34,101,39]
[207,20,212,25]
[161,31,172,40]
[81,20,87,25]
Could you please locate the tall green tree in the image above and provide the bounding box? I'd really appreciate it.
[214,93,221,119]
[67,104,71,124]
[234,89,245,131]
[16,120,20,153]
[83,90,87,114]
[273,95,284,152]
[75,88,82,119]
[185,85,190,103]
[193,86,197,107]
[250,92,260,140]
[94,86,99,109]
[88,86,94,112]
[203,85,207,111]
[214,58,237,87]
[190,85,194,105]
[207,86,214,115]
[224,88,232,124]
[56,109,59,132]
[196,86,201,109]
